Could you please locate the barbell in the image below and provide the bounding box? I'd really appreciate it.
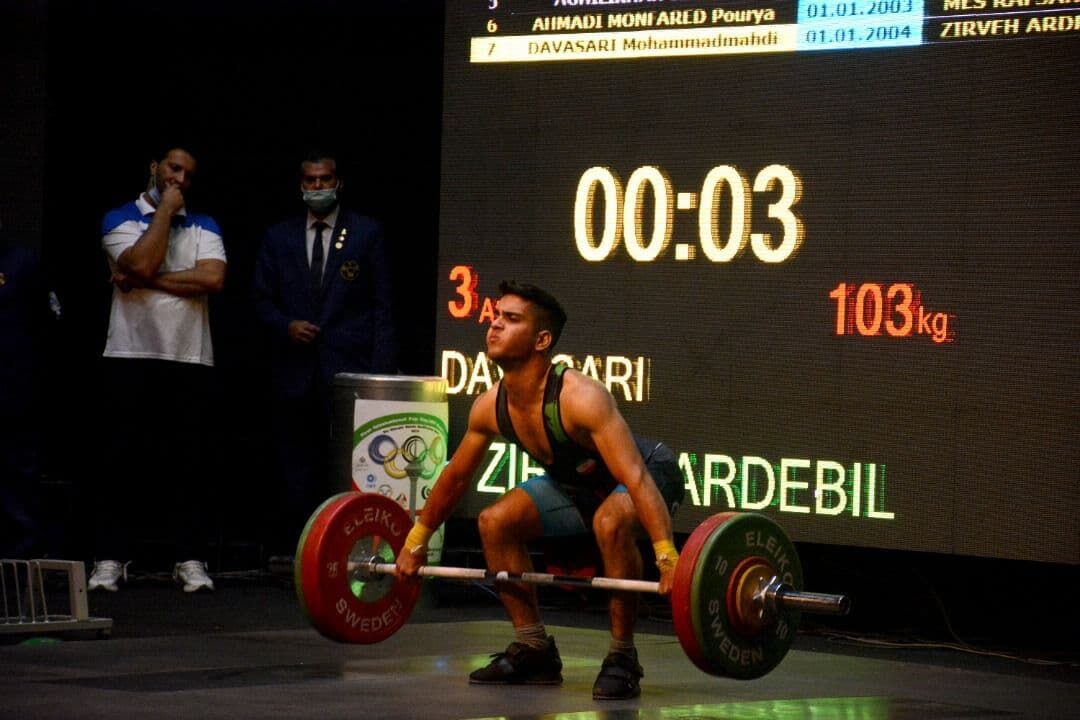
[294,491,851,679]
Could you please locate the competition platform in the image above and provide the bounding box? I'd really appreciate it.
[2,568,1077,720]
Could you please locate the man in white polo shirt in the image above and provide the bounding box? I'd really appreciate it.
[90,145,226,593]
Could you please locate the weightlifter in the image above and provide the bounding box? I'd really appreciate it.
[395,281,684,700]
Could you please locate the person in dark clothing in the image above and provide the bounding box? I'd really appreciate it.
[252,151,397,560]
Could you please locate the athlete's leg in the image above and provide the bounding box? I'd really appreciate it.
[477,487,545,627]
[589,490,647,699]
[591,491,642,641]
[471,486,568,685]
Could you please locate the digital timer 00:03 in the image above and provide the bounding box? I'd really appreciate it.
[573,164,805,264]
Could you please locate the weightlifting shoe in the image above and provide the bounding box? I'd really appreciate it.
[88,560,128,592]
[592,648,643,700]
[174,560,215,593]
[469,636,563,685]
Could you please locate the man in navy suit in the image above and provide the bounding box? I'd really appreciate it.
[253,151,397,559]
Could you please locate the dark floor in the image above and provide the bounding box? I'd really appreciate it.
[1,568,1077,720]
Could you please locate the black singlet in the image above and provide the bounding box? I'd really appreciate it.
[495,363,640,496]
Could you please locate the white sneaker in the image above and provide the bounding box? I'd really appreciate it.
[88,560,128,592]
[174,560,215,593]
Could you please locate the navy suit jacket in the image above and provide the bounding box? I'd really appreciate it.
[252,208,397,399]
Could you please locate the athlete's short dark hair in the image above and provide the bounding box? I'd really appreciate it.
[498,280,568,348]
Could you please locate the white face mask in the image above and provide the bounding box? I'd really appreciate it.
[147,172,162,205]
[302,187,338,212]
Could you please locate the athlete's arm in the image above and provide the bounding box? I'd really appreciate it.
[395,387,499,577]
[561,371,678,592]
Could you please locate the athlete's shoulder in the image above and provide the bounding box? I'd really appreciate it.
[467,383,501,434]
[560,367,612,402]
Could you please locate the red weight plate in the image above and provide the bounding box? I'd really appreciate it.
[301,492,420,644]
[296,492,358,624]
[671,512,738,673]
[300,492,412,643]
[295,492,354,626]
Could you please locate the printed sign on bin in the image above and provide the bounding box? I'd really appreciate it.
[352,401,448,565]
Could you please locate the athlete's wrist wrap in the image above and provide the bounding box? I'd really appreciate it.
[653,539,679,572]
[404,521,434,556]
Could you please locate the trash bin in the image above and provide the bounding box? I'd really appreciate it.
[332,373,448,565]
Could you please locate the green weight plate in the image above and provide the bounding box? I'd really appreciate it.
[690,512,803,679]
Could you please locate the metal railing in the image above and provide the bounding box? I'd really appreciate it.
[0,559,112,637]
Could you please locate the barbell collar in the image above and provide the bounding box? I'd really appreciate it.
[763,580,851,617]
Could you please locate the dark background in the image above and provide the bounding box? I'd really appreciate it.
[1,0,1077,655]
[1,0,444,556]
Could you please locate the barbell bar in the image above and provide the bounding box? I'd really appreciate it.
[350,560,850,618]
[295,491,852,680]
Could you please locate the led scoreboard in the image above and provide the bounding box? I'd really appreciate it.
[435,0,1079,564]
